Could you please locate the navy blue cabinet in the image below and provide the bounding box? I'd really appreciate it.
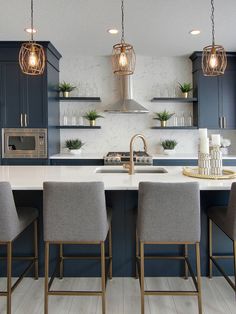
[0,62,46,128]
[0,41,62,164]
[190,52,236,129]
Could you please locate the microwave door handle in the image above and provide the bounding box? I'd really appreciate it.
[24,114,27,127]
[20,113,23,127]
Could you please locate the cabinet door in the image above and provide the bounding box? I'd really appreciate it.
[197,73,220,128]
[23,74,47,128]
[220,71,236,129]
[1,62,23,127]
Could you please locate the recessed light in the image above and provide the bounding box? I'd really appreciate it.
[189,29,201,35]
[24,28,37,34]
[108,29,119,35]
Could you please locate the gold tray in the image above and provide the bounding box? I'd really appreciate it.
[182,167,236,180]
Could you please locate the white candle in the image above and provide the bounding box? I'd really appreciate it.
[199,128,208,140]
[200,137,209,154]
[211,134,221,146]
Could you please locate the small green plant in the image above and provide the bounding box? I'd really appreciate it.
[83,110,104,121]
[58,81,76,92]
[178,82,192,93]
[153,110,174,121]
[65,139,84,150]
[161,139,178,150]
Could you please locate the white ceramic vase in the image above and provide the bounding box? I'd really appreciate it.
[69,149,82,155]
[164,149,176,155]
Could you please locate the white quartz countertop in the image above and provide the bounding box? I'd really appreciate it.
[0,165,236,191]
[49,153,236,160]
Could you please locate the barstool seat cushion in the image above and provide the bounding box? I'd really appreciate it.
[43,182,111,242]
[208,206,236,240]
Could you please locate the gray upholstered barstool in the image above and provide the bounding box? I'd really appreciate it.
[136,182,202,314]
[208,182,236,294]
[43,181,112,314]
[0,182,39,314]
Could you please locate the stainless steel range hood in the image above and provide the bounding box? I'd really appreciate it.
[104,75,149,113]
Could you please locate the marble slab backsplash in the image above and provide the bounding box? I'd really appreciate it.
[59,54,236,155]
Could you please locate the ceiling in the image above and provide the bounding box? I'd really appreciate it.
[1,0,236,57]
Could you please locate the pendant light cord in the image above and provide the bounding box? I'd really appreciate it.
[211,0,215,46]
[121,0,125,43]
[31,0,34,41]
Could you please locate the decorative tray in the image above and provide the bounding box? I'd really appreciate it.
[182,167,236,180]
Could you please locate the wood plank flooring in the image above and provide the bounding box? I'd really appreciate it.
[0,277,235,314]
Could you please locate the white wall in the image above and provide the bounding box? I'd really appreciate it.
[59,54,236,155]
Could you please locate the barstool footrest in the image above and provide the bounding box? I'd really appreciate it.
[210,256,236,291]
[48,290,103,296]
[143,290,198,296]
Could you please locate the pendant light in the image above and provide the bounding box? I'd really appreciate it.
[19,0,45,75]
[202,0,227,76]
[112,0,136,75]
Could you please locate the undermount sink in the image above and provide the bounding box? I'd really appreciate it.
[95,167,168,174]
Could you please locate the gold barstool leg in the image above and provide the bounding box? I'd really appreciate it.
[184,244,188,279]
[109,226,112,279]
[59,243,63,279]
[233,240,236,296]
[7,242,12,314]
[140,242,145,314]
[34,220,39,280]
[209,219,213,279]
[44,242,49,314]
[135,231,139,279]
[196,243,203,314]
[101,242,106,314]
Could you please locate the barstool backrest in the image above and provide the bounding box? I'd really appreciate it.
[43,181,108,242]
[226,182,236,237]
[137,182,200,242]
[0,181,19,241]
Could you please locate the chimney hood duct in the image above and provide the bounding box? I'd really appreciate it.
[104,76,149,113]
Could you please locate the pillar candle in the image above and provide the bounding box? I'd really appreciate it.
[199,128,208,140]
[211,134,221,146]
[200,137,209,154]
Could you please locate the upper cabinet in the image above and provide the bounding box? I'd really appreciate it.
[190,52,236,129]
[0,41,62,156]
[0,62,46,128]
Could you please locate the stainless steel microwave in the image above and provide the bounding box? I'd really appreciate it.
[2,128,47,158]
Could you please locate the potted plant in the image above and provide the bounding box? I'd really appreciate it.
[83,110,104,126]
[153,110,174,127]
[220,137,231,155]
[58,81,76,98]
[161,139,178,155]
[65,139,84,154]
[178,82,193,98]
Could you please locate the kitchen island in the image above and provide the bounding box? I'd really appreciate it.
[0,165,235,278]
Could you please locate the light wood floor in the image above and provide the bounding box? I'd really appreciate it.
[0,277,235,314]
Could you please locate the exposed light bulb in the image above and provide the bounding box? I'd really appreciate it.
[29,50,38,67]
[209,50,218,69]
[119,52,128,67]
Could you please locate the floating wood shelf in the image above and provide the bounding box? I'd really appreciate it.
[151,126,198,130]
[59,97,101,102]
[151,97,198,102]
[56,125,101,129]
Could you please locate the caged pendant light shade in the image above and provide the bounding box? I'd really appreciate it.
[112,0,136,75]
[19,0,45,75]
[202,0,227,76]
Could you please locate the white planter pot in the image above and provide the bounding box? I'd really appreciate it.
[69,149,82,155]
[164,149,176,155]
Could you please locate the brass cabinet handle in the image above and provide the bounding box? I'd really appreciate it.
[219,116,222,128]
[20,113,23,127]
[24,114,28,127]
[223,116,226,128]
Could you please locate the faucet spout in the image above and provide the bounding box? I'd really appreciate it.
[128,134,148,175]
